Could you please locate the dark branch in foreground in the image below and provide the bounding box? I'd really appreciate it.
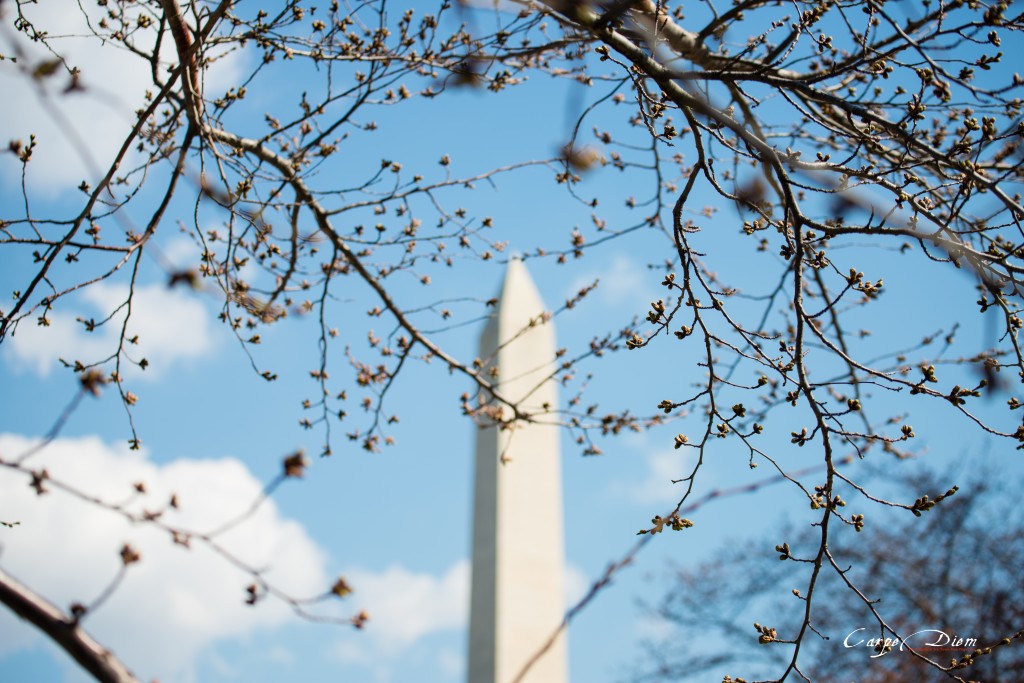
[0,567,141,683]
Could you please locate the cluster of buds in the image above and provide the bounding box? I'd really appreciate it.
[910,486,958,516]
[638,513,694,535]
[754,622,778,644]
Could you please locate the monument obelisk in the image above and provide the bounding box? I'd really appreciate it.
[467,258,568,683]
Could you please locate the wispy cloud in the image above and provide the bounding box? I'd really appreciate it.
[564,562,589,606]
[5,282,215,379]
[567,255,659,311]
[614,448,693,506]
[337,561,470,655]
[331,558,586,682]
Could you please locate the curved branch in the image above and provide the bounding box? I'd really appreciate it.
[0,567,141,683]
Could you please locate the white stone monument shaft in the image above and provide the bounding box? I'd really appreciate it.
[467,259,568,683]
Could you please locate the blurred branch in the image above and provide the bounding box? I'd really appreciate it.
[0,567,141,683]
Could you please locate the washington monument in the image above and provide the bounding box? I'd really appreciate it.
[467,258,569,683]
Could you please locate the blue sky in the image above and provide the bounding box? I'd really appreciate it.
[2,2,1023,683]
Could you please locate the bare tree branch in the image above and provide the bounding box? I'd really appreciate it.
[0,567,141,683]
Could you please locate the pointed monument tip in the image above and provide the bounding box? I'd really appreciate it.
[500,255,537,299]
[490,254,547,335]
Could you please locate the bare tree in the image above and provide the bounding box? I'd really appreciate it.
[633,469,1024,683]
[2,0,1024,681]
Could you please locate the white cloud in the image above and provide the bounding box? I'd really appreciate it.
[338,561,470,656]
[567,255,657,311]
[334,558,584,657]
[564,562,589,608]
[616,449,692,505]
[161,236,205,270]
[0,2,245,195]
[436,647,464,680]
[330,558,586,682]
[633,612,678,643]
[0,433,328,683]
[5,282,215,378]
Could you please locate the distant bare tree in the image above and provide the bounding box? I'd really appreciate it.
[634,470,1024,683]
[2,1,1024,681]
